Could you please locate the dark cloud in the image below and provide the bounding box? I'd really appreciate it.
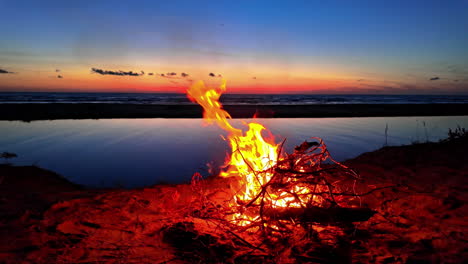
[56,69,61,72]
[253,76,257,79]
[148,72,154,76]
[209,72,222,77]
[356,79,364,82]
[0,68,14,74]
[160,73,175,78]
[454,80,459,82]
[159,72,190,80]
[91,68,144,76]
[429,77,440,81]
[57,75,63,79]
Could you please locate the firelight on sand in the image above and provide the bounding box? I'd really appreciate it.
[187,80,329,225]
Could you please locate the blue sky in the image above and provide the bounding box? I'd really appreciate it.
[0,0,467,93]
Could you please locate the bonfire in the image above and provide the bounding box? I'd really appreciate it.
[185,80,376,260]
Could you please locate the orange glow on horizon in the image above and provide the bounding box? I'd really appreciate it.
[0,63,373,93]
[1,64,460,94]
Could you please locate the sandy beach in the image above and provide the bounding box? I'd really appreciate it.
[1,135,466,263]
[1,103,468,121]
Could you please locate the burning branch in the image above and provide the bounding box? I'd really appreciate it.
[186,80,377,256]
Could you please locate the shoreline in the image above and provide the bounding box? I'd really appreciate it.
[2,135,465,190]
[1,103,468,121]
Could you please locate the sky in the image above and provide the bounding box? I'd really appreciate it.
[0,0,467,94]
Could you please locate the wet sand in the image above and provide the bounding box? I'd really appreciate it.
[1,103,468,121]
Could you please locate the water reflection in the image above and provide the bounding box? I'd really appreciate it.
[0,116,466,188]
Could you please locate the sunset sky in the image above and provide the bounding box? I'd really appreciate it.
[0,0,467,94]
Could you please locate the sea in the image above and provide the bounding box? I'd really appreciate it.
[1,92,468,105]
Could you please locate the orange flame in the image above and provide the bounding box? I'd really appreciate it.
[187,80,241,135]
[187,80,313,225]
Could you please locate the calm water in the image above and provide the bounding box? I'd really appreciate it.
[1,116,467,188]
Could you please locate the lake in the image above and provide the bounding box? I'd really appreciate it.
[1,116,467,188]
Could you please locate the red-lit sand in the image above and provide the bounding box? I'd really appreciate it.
[0,138,466,263]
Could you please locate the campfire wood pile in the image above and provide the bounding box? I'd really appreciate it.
[183,80,379,258]
[187,137,381,262]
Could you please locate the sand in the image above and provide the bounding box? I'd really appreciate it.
[0,136,466,263]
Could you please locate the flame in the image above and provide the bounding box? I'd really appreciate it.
[187,80,313,225]
[187,79,241,135]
